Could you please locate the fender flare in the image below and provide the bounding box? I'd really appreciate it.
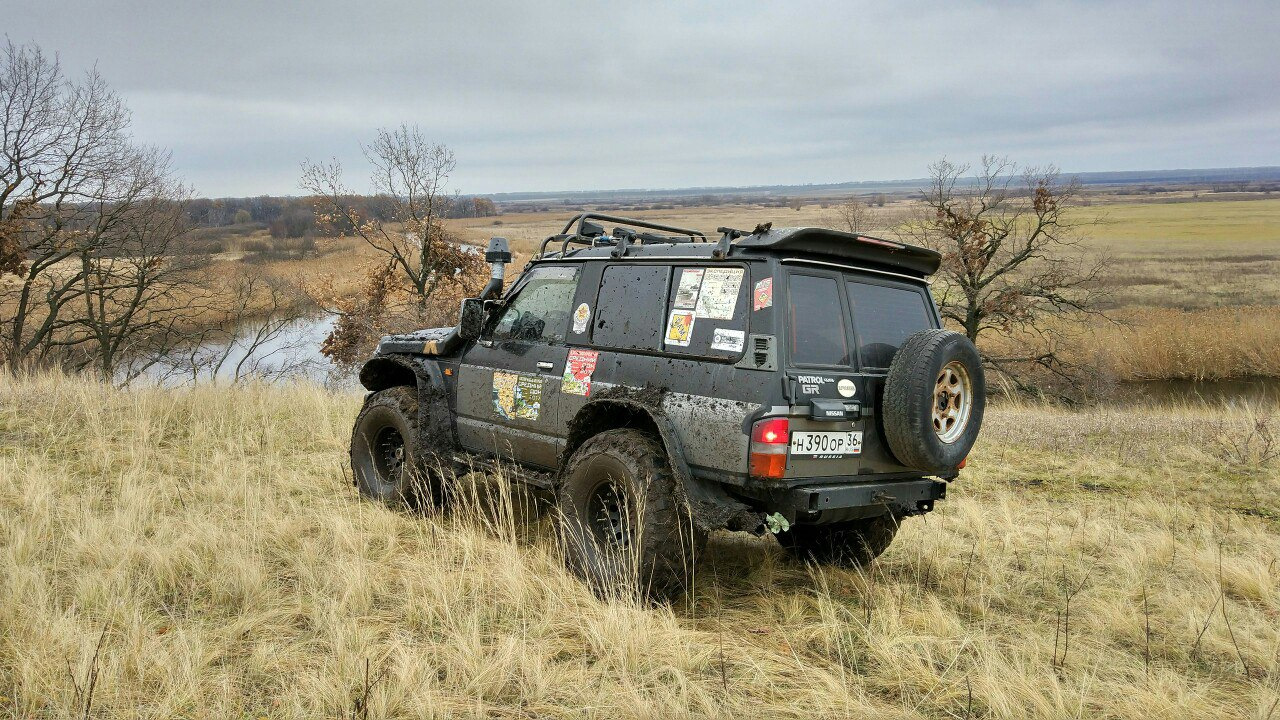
[358,354,456,460]
[560,398,760,534]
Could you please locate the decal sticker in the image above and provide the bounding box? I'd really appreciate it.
[753,277,773,311]
[572,302,591,334]
[562,348,599,396]
[664,309,696,347]
[673,268,704,309]
[710,328,745,353]
[837,378,857,397]
[695,267,744,319]
[492,371,543,420]
[795,374,834,395]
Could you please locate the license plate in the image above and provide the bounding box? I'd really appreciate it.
[790,431,862,457]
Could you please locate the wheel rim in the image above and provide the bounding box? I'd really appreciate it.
[587,480,631,549]
[372,426,405,482]
[932,361,973,444]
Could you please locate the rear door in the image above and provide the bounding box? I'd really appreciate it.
[455,264,581,468]
[781,269,867,478]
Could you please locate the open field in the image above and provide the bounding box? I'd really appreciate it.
[448,196,1280,309]
[2,374,1278,718]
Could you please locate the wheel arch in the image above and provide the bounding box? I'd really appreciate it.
[358,354,456,454]
[560,398,761,534]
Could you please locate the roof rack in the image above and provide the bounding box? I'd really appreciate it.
[537,213,708,259]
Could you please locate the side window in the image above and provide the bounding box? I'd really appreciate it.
[846,280,935,368]
[663,265,749,358]
[787,273,850,366]
[593,265,670,350]
[491,265,580,343]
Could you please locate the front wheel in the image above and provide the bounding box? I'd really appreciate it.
[778,513,900,567]
[556,429,705,601]
[350,386,440,507]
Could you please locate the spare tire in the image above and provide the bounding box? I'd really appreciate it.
[882,329,984,470]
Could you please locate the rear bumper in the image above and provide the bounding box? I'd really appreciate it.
[786,478,946,517]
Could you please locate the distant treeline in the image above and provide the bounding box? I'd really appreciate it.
[186,195,499,238]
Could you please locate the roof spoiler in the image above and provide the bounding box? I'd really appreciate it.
[733,227,941,276]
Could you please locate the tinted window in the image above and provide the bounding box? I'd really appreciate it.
[846,280,934,368]
[593,265,670,350]
[491,265,579,343]
[787,274,849,366]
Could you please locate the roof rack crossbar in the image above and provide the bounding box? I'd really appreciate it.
[560,212,706,240]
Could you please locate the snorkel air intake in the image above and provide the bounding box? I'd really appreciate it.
[480,236,512,299]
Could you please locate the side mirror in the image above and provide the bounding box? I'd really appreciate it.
[458,298,486,341]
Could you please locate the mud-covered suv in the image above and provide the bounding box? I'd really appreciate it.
[350,213,984,598]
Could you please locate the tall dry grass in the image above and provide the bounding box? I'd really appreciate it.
[1085,307,1280,382]
[1,374,1279,718]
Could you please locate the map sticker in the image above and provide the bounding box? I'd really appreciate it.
[710,328,745,353]
[562,348,599,396]
[753,277,773,311]
[664,309,695,347]
[673,268,704,309]
[572,302,591,334]
[492,371,542,420]
[694,267,744,320]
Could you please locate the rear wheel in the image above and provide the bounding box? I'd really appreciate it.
[350,386,440,507]
[557,429,705,601]
[778,513,900,567]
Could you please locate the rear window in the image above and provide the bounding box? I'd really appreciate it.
[846,280,934,368]
[593,265,670,350]
[787,273,850,366]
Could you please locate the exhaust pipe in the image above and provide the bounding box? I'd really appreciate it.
[480,237,512,299]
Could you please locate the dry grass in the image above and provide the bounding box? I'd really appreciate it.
[2,373,1279,718]
[1085,307,1280,381]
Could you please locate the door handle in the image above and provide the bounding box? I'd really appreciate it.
[536,361,554,371]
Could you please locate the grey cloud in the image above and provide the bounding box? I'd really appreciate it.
[9,0,1278,195]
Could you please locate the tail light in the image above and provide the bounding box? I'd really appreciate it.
[749,417,789,479]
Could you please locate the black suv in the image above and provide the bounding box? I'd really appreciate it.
[350,213,984,598]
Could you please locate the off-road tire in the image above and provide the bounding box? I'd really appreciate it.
[350,386,439,507]
[883,329,985,470]
[557,429,706,602]
[778,513,900,567]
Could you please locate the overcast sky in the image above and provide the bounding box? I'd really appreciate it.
[9,0,1278,197]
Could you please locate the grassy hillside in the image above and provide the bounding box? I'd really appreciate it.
[1,374,1278,718]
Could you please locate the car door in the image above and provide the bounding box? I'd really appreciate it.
[454,264,581,468]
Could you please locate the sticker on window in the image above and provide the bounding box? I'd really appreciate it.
[664,309,695,347]
[492,371,542,420]
[572,302,591,334]
[753,277,773,311]
[695,267,743,319]
[673,268,704,309]
[561,349,598,396]
[710,328,745,353]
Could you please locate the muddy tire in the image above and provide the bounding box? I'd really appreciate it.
[350,386,439,507]
[882,329,985,470]
[778,513,900,567]
[557,429,705,602]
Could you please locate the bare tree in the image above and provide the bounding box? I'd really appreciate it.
[0,40,205,377]
[828,195,872,234]
[898,156,1106,396]
[301,126,485,318]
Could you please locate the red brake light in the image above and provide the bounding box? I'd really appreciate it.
[749,417,789,479]
[751,417,790,444]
